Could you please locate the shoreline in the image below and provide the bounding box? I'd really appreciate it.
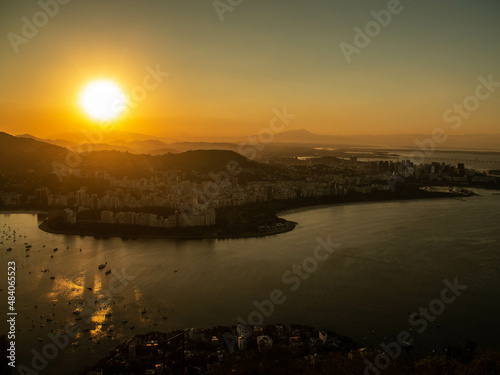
[274,187,475,216]
[38,220,297,240]
[277,194,474,216]
[36,187,474,240]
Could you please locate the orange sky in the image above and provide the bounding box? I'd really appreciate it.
[0,0,499,139]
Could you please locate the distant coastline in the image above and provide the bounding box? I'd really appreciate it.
[35,186,474,240]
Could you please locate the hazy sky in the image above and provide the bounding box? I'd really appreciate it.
[0,0,499,139]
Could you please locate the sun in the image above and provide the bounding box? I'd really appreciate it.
[79,80,127,121]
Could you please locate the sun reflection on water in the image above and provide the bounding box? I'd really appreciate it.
[46,275,85,301]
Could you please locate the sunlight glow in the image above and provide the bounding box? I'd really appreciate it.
[80,80,127,121]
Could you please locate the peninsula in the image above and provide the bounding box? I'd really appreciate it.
[38,186,474,240]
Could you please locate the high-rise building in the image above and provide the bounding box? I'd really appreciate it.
[35,187,49,206]
[76,187,88,207]
[90,194,99,210]
[238,336,247,351]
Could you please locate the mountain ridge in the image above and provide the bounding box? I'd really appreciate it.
[1,131,258,180]
[14,129,500,152]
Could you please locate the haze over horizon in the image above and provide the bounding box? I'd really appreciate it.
[1,0,499,140]
[5,128,500,153]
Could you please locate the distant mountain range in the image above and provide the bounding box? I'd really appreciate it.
[1,132,68,173]
[1,131,258,180]
[17,133,180,155]
[49,130,179,144]
[14,129,500,155]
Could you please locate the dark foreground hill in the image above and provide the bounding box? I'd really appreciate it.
[81,149,256,177]
[0,132,68,173]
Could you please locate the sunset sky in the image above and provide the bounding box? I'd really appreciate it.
[0,0,499,139]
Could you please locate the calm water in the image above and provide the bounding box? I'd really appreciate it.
[1,190,500,374]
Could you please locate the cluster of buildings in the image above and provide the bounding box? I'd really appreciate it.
[1,159,497,229]
[84,324,352,374]
[52,175,392,228]
[98,208,216,228]
[0,191,22,206]
[21,171,393,228]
